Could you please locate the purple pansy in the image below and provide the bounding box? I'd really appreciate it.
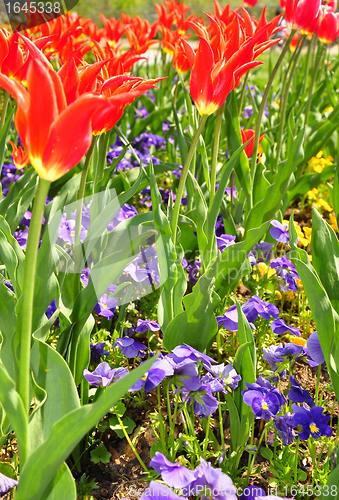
[0,472,18,496]
[239,485,266,500]
[94,293,117,319]
[187,257,202,285]
[135,319,160,333]
[113,337,147,358]
[170,344,215,369]
[189,458,237,500]
[13,226,29,250]
[149,452,196,488]
[129,356,174,392]
[83,362,128,387]
[273,343,304,362]
[90,342,110,364]
[206,363,241,392]
[292,404,332,440]
[242,295,279,323]
[216,234,236,253]
[269,220,290,243]
[271,318,300,337]
[305,331,325,366]
[274,413,296,445]
[242,377,285,420]
[288,375,314,406]
[140,481,185,500]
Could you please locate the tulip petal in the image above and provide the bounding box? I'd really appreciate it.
[190,36,215,115]
[40,95,106,181]
[26,59,58,164]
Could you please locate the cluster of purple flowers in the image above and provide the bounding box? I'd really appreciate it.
[242,85,269,120]
[106,132,166,172]
[269,256,300,293]
[84,342,241,418]
[216,295,279,331]
[1,160,24,196]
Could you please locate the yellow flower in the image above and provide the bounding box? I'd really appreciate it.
[317,198,333,212]
[308,151,333,173]
[288,335,307,346]
[329,213,338,231]
[324,106,334,113]
[275,290,282,300]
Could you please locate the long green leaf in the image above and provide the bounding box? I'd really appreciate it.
[15,356,157,500]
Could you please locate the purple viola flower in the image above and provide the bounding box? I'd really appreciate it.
[1,162,24,195]
[83,362,128,387]
[46,299,60,328]
[166,356,201,391]
[189,458,237,500]
[140,481,185,500]
[107,203,138,231]
[90,342,110,364]
[129,356,174,392]
[263,344,283,372]
[135,105,149,119]
[135,319,160,333]
[80,268,90,288]
[94,293,117,319]
[288,376,314,406]
[269,220,290,244]
[170,344,215,369]
[216,234,236,253]
[274,413,296,446]
[0,472,18,497]
[13,226,29,250]
[271,318,300,337]
[242,389,281,421]
[242,295,279,323]
[216,305,238,331]
[149,452,196,488]
[187,257,202,285]
[274,343,304,362]
[292,404,332,440]
[182,382,219,418]
[215,214,225,237]
[270,256,300,293]
[242,377,285,420]
[58,214,87,245]
[225,186,237,199]
[113,337,147,358]
[207,363,241,392]
[4,280,14,293]
[252,241,273,263]
[305,331,324,366]
[239,485,266,500]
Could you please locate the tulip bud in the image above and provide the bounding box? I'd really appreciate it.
[317,10,339,43]
[243,0,259,7]
[285,0,321,31]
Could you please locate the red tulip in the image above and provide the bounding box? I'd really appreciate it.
[317,10,339,43]
[302,5,327,35]
[284,0,321,30]
[8,140,30,169]
[0,59,107,181]
[290,32,299,52]
[326,0,337,12]
[240,129,265,158]
[243,0,259,7]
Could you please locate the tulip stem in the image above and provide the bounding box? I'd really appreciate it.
[171,114,208,245]
[116,415,148,472]
[238,72,249,117]
[210,103,225,204]
[0,91,10,133]
[19,177,51,461]
[250,30,295,189]
[274,35,306,171]
[73,137,97,297]
[304,43,325,129]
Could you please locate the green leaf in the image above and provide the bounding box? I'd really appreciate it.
[246,128,304,232]
[311,207,339,314]
[260,447,273,460]
[322,464,339,500]
[0,215,25,295]
[187,171,208,265]
[109,415,135,438]
[0,168,36,228]
[214,221,270,294]
[0,363,28,460]
[15,356,157,500]
[110,402,126,417]
[0,104,14,170]
[163,255,220,352]
[29,338,80,451]
[0,462,16,479]
[41,463,76,500]
[224,393,241,451]
[90,443,111,464]
[286,163,336,208]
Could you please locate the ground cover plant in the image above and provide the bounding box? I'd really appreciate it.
[1,0,339,499]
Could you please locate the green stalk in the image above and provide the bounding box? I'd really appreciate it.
[304,43,325,129]
[217,393,225,451]
[294,436,299,483]
[203,415,211,458]
[95,132,110,189]
[0,91,10,132]
[250,30,295,186]
[274,35,306,171]
[171,114,208,245]
[314,364,321,406]
[210,103,225,204]
[18,177,51,454]
[117,415,148,472]
[73,137,97,297]
[302,36,315,95]
[157,386,167,454]
[238,72,249,116]
[246,424,266,483]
